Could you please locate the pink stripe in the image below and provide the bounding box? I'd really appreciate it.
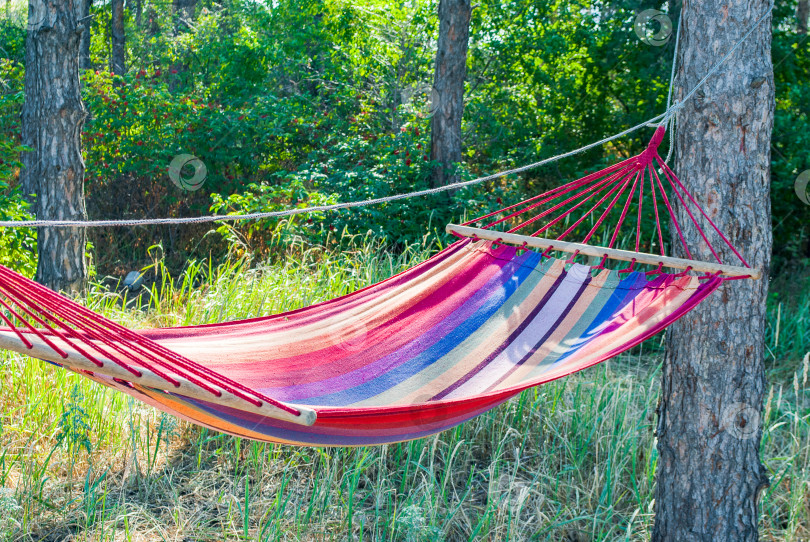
[143,240,472,339]
[164,246,515,386]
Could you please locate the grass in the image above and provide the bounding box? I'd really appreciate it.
[0,231,808,541]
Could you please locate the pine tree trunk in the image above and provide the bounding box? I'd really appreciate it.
[799,0,809,34]
[111,0,125,76]
[429,0,471,188]
[21,0,88,294]
[652,1,773,540]
[78,0,91,70]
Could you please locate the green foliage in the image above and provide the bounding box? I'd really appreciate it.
[0,19,23,64]
[0,488,21,541]
[0,239,806,538]
[771,1,810,275]
[0,0,808,276]
[56,384,94,462]
[0,59,35,276]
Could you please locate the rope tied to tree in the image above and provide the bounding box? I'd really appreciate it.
[0,3,774,229]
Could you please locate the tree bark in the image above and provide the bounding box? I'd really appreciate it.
[111,0,125,76]
[799,0,809,35]
[429,0,471,188]
[652,1,773,541]
[78,0,91,70]
[21,0,88,293]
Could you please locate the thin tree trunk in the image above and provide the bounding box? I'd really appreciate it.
[20,2,40,201]
[22,0,88,293]
[111,0,125,76]
[169,0,195,91]
[146,3,159,37]
[172,0,195,28]
[79,0,91,70]
[652,1,773,540]
[429,0,471,188]
[799,0,809,34]
[134,0,141,28]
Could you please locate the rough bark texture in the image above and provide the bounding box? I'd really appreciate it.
[21,0,88,294]
[111,0,125,76]
[799,0,809,34]
[652,1,773,541]
[429,0,471,188]
[78,0,91,70]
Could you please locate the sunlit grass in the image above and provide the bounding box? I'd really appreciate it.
[0,232,807,540]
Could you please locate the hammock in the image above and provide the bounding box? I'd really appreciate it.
[0,127,757,446]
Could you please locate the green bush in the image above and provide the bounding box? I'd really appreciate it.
[0,59,36,276]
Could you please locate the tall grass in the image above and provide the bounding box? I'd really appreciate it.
[0,233,807,540]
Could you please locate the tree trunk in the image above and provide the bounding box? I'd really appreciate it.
[169,0,195,91]
[21,0,88,294]
[799,0,809,35]
[146,3,159,37]
[134,0,141,29]
[78,0,91,70]
[429,0,471,188]
[172,0,195,28]
[652,1,773,540]
[111,0,125,76]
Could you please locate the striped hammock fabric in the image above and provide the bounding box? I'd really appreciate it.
[0,239,721,446]
[0,127,753,447]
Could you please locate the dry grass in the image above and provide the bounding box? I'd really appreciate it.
[0,234,808,541]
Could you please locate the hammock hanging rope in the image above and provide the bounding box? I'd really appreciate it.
[0,126,759,446]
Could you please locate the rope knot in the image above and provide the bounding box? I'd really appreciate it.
[638,126,667,166]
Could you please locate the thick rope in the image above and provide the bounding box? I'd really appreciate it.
[0,3,773,229]
[661,4,773,124]
[0,113,666,228]
[662,9,683,163]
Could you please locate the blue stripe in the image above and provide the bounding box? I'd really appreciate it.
[300,249,544,406]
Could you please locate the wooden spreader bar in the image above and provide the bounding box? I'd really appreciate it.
[0,332,318,426]
[447,224,761,280]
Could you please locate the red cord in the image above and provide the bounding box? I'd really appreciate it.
[648,167,666,257]
[607,171,642,249]
[645,262,665,276]
[462,156,637,228]
[657,157,751,268]
[0,265,300,416]
[674,266,693,278]
[538,167,638,239]
[656,159,722,264]
[506,165,632,234]
[581,170,639,245]
[617,258,637,275]
[650,164,693,259]
[635,166,645,253]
